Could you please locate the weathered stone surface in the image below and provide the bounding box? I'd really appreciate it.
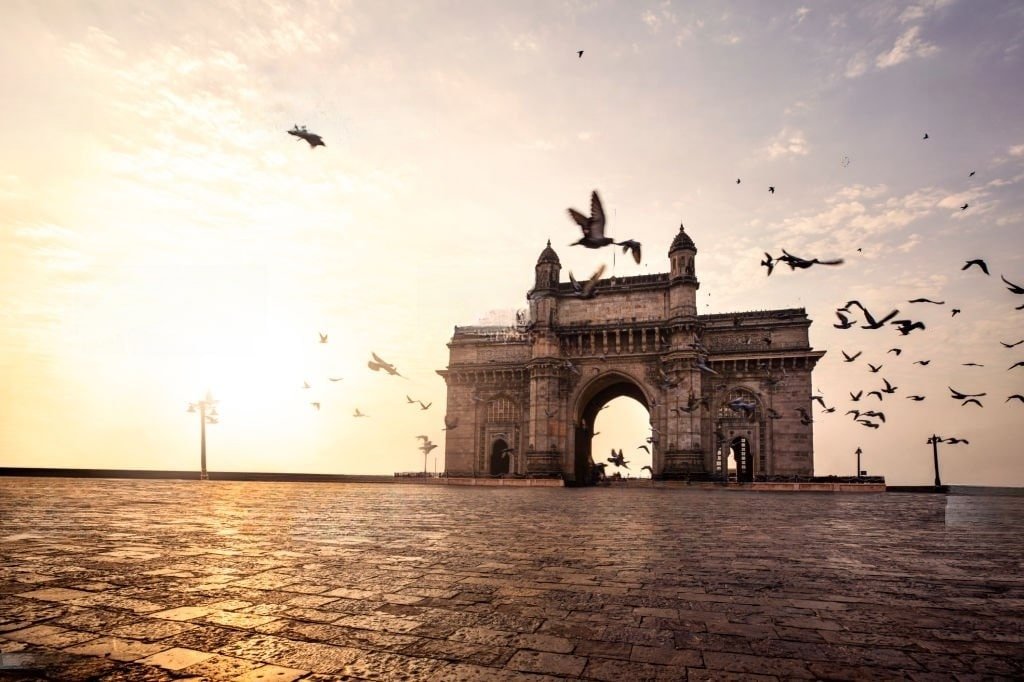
[1,478,1023,680]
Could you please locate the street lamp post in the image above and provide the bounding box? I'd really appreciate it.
[187,391,219,481]
[926,435,965,488]
[855,447,862,479]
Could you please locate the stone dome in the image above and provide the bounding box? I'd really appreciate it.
[537,240,560,265]
[669,224,697,253]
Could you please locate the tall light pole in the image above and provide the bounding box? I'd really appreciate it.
[855,447,862,478]
[926,435,966,488]
[187,390,219,480]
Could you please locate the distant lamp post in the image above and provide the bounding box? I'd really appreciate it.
[855,447,862,479]
[187,390,219,480]
[926,434,966,488]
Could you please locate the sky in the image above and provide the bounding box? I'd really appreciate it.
[1,0,1023,485]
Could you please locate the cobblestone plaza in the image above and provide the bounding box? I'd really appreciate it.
[2,478,1023,680]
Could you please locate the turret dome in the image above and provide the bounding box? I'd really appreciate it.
[537,240,560,265]
[669,224,696,253]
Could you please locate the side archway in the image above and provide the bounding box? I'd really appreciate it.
[569,371,652,486]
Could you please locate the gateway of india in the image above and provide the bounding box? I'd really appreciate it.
[437,226,824,485]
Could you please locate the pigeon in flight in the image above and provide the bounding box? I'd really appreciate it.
[311,402,320,411]
[577,50,583,58]
[288,125,325,148]
[778,249,844,271]
[960,203,969,211]
[353,408,368,417]
[868,363,883,373]
[1001,275,1024,295]
[880,378,897,394]
[768,186,775,194]
[892,319,926,335]
[908,298,944,305]
[913,360,931,366]
[834,311,855,329]
[923,133,929,139]
[849,390,863,402]
[858,305,900,330]
[888,348,902,356]
[328,377,344,382]
[761,253,777,276]
[1001,340,1024,348]
[406,395,417,404]
[951,309,961,317]
[641,465,653,475]
[418,401,432,410]
[842,350,862,362]
[907,395,926,401]
[963,363,985,367]
[569,264,606,299]
[1009,361,1024,370]
[736,178,741,184]
[619,239,642,264]
[944,437,970,445]
[368,352,403,377]
[319,332,328,344]
[949,387,986,400]
[567,191,641,256]
[638,445,650,453]
[1007,395,1024,403]
[961,398,983,407]
[962,259,989,275]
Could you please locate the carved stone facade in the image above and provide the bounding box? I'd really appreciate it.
[437,226,825,484]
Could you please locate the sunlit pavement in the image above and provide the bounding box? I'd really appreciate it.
[2,478,1023,681]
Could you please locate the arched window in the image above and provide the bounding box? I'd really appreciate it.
[488,397,516,423]
[717,387,760,420]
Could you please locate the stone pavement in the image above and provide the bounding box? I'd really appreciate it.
[1,478,1023,681]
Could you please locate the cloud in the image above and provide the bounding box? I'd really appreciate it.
[511,33,540,52]
[899,0,955,23]
[762,127,810,159]
[875,26,939,69]
[642,10,663,32]
[1009,144,1024,157]
[844,51,869,79]
[794,7,811,24]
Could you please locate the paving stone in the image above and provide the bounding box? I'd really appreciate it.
[506,650,588,677]
[62,636,169,662]
[136,647,214,670]
[227,663,308,681]
[1,624,99,648]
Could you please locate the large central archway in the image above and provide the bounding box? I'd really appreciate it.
[570,372,651,486]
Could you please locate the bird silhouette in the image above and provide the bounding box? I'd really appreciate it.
[406,395,417,404]
[1009,361,1024,370]
[962,363,985,367]
[1001,275,1024,295]
[619,239,642,264]
[768,186,775,194]
[834,311,855,329]
[962,259,989,275]
[1007,395,1024,403]
[907,395,926,401]
[761,253,777,276]
[368,352,403,377]
[567,191,640,256]
[861,307,900,329]
[311,402,320,411]
[888,348,902,356]
[913,360,931,366]
[862,410,885,423]
[908,298,944,305]
[638,445,650,453]
[1000,339,1024,348]
[923,133,929,139]
[951,309,961,317]
[944,437,969,445]
[849,390,863,401]
[418,401,432,410]
[892,319,926,335]
[795,407,813,425]
[328,377,344,382]
[353,408,368,417]
[569,264,606,299]
[641,465,653,474]
[960,203,969,211]
[880,378,897,394]
[858,419,880,429]
[867,390,883,401]
[288,125,325,148]
[961,398,983,408]
[969,171,975,177]
[736,178,741,184]
[302,381,311,389]
[319,332,328,343]
[868,363,882,373]
[842,350,862,362]
[577,50,583,58]
[949,387,986,400]
[778,249,844,271]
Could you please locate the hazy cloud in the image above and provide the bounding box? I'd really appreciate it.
[762,127,810,159]
[876,26,939,69]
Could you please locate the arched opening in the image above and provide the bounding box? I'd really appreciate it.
[572,374,650,486]
[731,436,753,482]
[490,438,510,476]
[593,397,652,480]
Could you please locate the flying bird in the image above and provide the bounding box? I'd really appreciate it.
[736,178,741,184]
[619,239,642,264]
[1007,395,1024,403]
[892,319,926,335]
[795,407,813,425]
[1009,361,1024,370]
[353,408,367,417]
[923,133,929,139]
[842,350,862,362]
[949,387,986,400]
[907,395,926,401]
[778,249,844,271]
[638,445,650,453]
[962,259,989,275]
[768,186,775,194]
[367,352,403,377]
[834,311,855,329]
[641,465,653,475]
[288,125,325,148]
[944,438,970,445]
[1001,275,1024,295]
[1000,340,1024,348]
[867,363,883,373]
[761,253,777,276]
[960,203,969,211]
[857,419,880,429]
[577,50,583,58]
[569,264,605,299]
[567,190,640,256]
[962,363,984,367]
[867,390,883,401]
[969,171,975,177]
[880,378,897,394]
[418,401,432,410]
[961,398,983,407]
[319,332,328,344]
[888,348,902,356]
[951,309,961,317]
[406,395,417,404]
[310,402,320,411]
[849,390,863,402]
[861,307,900,330]
[908,298,944,305]
[328,377,344,382]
